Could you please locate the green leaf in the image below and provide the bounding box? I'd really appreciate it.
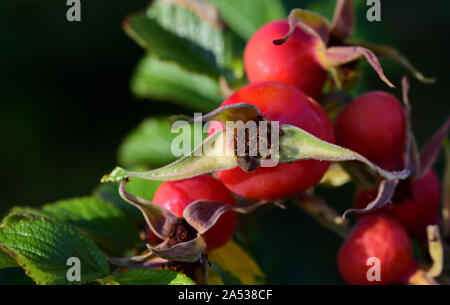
[426,225,443,278]
[148,0,230,70]
[103,268,195,285]
[131,55,222,112]
[206,0,286,40]
[124,12,219,77]
[40,197,141,256]
[0,248,17,269]
[208,240,265,285]
[0,218,109,284]
[118,116,179,169]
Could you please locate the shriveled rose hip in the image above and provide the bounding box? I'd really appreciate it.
[209,81,334,200]
[152,175,237,251]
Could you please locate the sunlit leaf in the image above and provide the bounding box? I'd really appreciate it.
[208,240,265,284]
[103,268,195,285]
[131,55,222,112]
[0,218,109,284]
[426,225,443,278]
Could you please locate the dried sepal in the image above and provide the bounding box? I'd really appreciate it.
[401,77,421,176]
[183,200,275,234]
[119,179,179,239]
[339,162,377,190]
[318,46,395,88]
[273,8,330,45]
[330,0,354,41]
[101,129,237,183]
[426,225,443,278]
[199,103,263,123]
[103,117,409,187]
[297,194,350,238]
[149,235,206,263]
[419,115,450,178]
[279,125,409,181]
[106,251,158,268]
[349,41,435,84]
[342,179,399,218]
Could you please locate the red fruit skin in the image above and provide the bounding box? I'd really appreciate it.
[152,175,237,251]
[354,170,441,239]
[334,91,406,170]
[244,20,327,99]
[338,214,417,285]
[210,82,334,200]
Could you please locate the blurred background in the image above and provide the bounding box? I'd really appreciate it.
[0,0,449,284]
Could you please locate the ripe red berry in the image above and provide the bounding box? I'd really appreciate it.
[338,214,417,285]
[354,170,440,239]
[334,91,406,170]
[152,175,238,251]
[209,82,334,200]
[244,20,327,99]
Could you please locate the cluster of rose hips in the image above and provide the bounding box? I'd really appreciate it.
[122,4,446,285]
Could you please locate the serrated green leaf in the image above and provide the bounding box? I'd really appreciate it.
[208,240,265,285]
[104,268,195,285]
[148,0,230,70]
[125,12,219,77]
[206,0,286,40]
[0,218,109,284]
[131,55,222,112]
[0,248,17,269]
[40,197,141,256]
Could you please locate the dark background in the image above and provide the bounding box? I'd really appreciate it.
[0,0,449,284]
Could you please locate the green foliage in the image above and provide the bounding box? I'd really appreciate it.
[131,55,223,112]
[148,0,231,70]
[208,240,265,284]
[118,116,180,169]
[206,0,286,40]
[103,268,195,285]
[0,248,17,269]
[0,218,109,284]
[125,13,219,78]
[40,197,141,256]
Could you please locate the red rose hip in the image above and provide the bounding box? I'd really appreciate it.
[334,91,406,170]
[244,20,327,98]
[354,170,440,239]
[152,175,238,251]
[338,214,417,285]
[209,82,334,200]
